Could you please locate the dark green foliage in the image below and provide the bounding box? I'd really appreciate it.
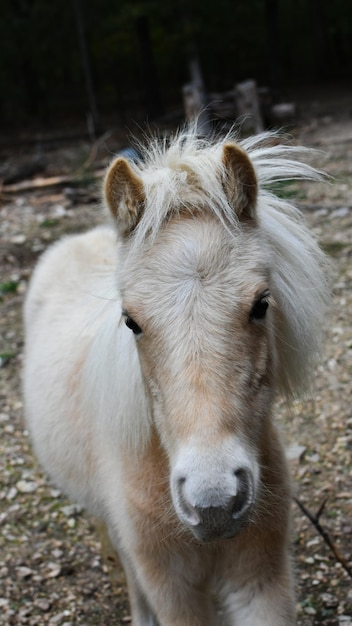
[1,281,19,294]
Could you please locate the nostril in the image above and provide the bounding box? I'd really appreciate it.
[175,477,201,526]
[234,468,251,491]
[234,467,249,487]
[231,468,252,519]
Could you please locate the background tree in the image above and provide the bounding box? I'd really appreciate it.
[1,0,351,131]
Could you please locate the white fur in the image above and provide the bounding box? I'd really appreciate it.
[24,128,329,625]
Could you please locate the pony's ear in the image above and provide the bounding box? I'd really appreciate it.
[222,143,257,219]
[104,157,145,237]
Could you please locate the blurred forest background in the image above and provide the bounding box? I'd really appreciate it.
[1,0,352,137]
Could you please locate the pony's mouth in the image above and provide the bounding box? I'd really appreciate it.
[186,502,253,542]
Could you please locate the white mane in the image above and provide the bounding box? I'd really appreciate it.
[121,126,330,396]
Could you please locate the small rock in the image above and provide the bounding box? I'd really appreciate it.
[16,566,34,579]
[48,612,71,624]
[34,598,51,612]
[16,480,38,493]
[10,234,26,244]
[306,538,319,548]
[321,592,339,608]
[17,281,27,295]
[33,575,43,583]
[315,208,328,217]
[51,204,66,218]
[32,242,45,253]
[304,606,317,615]
[46,562,62,578]
[19,605,31,617]
[50,489,61,498]
[6,487,18,500]
[286,444,306,462]
[331,207,350,218]
[52,548,63,559]
[60,504,81,517]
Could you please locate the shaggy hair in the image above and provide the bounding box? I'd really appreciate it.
[117,126,330,396]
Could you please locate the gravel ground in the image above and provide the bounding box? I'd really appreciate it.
[0,105,351,625]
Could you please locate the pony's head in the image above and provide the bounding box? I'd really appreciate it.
[103,128,329,541]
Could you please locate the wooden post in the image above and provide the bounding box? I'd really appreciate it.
[182,52,211,135]
[235,80,264,134]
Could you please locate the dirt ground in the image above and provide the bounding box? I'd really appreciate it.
[0,92,351,625]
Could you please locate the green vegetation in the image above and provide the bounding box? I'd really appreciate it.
[0,352,15,367]
[322,241,349,256]
[0,281,19,294]
[267,179,307,200]
[39,218,60,228]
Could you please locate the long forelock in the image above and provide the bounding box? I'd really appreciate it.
[129,128,240,250]
[127,126,325,248]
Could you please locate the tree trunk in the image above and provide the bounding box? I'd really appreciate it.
[308,0,329,78]
[265,0,282,99]
[72,0,101,137]
[136,15,163,120]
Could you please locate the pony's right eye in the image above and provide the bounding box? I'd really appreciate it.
[249,290,270,322]
[125,316,143,335]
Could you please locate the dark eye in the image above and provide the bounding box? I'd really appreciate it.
[125,316,143,335]
[250,290,270,321]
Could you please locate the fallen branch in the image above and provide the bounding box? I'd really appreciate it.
[0,169,105,194]
[294,497,352,579]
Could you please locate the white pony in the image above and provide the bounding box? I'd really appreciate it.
[24,127,329,625]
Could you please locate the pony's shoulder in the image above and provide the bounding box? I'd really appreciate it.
[32,225,116,279]
[24,226,118,330]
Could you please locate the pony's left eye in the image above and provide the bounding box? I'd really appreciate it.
[125,316,143,335]
[249,290,270,321]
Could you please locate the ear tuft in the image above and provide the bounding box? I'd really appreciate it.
[104,157,145,237]
[222,143,257,219]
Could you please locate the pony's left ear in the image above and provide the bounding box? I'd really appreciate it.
[222,143,257,219]
[104,157,145,237]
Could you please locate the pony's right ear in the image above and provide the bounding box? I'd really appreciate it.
[104,157,145,237]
